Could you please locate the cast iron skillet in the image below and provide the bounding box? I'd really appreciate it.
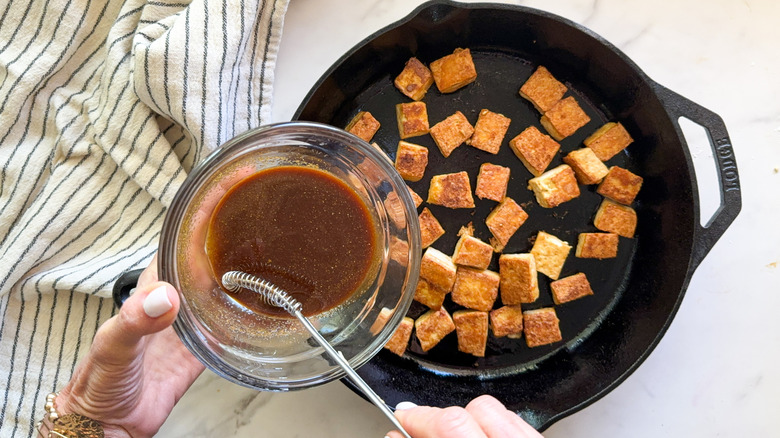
[291,1,741,430]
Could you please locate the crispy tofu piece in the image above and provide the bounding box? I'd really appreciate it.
[490,305,524,338]
[429,48,477,93]
[345,111,380,142]
[408,185,423,208]
[453,310,489,357]
[593,199,637,238]
[540,96,591,141]
[370,142,392,163]
[384,191,406,229]
[550,272,594,305]
[467,109,511,154]
[413,277,448,310]
[394,57,434,101]
[427,171,475,209]
[452,233,493,270]
[451,266,500,312]
[508,126,561,177]
[475,163,510,202]
[498,253,539,304]
[394,141,428,182]
[415,306,456,352]
[485,197,528,251]
[384,316,414,356]
[429,111,474,158]
[576,233,619,259]
[519,66,568,113]
[523,308,562,348]
[396,101,430,139]
[527,164,580,208]
[584,122,634,161]
[419,207,445,248]
[420,247,457,292]
[389,236,409,266]
[597,166,643,205]
[562,148,609,185]
[530,231,571,280]
[370,307,394,335]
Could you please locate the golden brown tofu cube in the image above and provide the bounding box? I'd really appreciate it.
[576,233,619,259]
[562,148,609,185]
[384,316,414,356]
[394,57,434,101]
[413,277,448,310]
[451,266,500,312]
[419,207,445,248]
[370,307,394,335]
[345,111,380,142]
[389,236,410,266]
[490,305,524,338]
[429,111,474,158]
[384,191,407,230]
[550,272,594,305]
[452,234,493,270]
[597,166,643,205]
[540,96,591,141]
[508,126,561,177]
[408,185,423,208]
[430,48,477,93]
[519,66,568,113]
[498,253,539,304]
[370,142,392,163]
[584,122,634,161]
[394,141,428,182]
[475,163,510,202]
[485,197,528,251]
[415,306,456,352]
[523,308,562,348]
[527,164,580,208]
[530,231,571,280]
[467,109,511,154]
[453,310,489,357]
[420,247,457,292]
[593,199,637,238]
[396,101,430,139]
[427,171,475,209]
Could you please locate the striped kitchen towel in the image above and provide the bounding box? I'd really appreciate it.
[0,0,289,435]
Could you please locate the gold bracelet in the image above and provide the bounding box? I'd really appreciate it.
[36,392,104,438]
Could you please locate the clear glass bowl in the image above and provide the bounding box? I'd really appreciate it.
[158,122,421,391]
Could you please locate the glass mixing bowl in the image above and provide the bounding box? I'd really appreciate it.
[158,121,421,391]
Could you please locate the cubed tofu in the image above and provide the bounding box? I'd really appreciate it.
[415,306,456,352]
[475,163,510,202]
[384,191,406,229]
[370,142,392,163]
[452,234,493,270]
[451,266,500,312]
[370,307,394,335]
[562,148,609,185]
[419,247,457,292]
[485,197,529,251]
[519,66,568,113]
[384,316,414,356]
[345,111,380,142]
[523,308,562,348]
[498,253,539,304]
[467,109,511,154]
[530,231,571,280]
[429,48,477,93]
[576,233,619,259]
[490,305,524,338]
[394,141,428,182]
[593,199,637,238]
[408,185,423,208]
[551,272,594,305]
[508,126,561,177]
[429,111,474,158]
[389,236,410,266]
[419,207,445,248]
[396,101,430,139]
[427,171,475,209]
[527,164,580,208]
[584,122,634,161]
[453,310,489,357]
[540,96,591,141]
[597,166,643,205]
[413,277,448,310]
[394,57,434,101]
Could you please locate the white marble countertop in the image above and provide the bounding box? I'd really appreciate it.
[159,0,779,436]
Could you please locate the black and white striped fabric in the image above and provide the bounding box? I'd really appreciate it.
[0,0,288,435]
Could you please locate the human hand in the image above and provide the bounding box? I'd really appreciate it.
[385,395,543,438]
[55,255,205,438]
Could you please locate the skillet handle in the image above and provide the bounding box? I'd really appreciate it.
[112,268,145,309]
[654,84,742,271]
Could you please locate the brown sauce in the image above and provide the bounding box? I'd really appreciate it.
[205,166,379,317]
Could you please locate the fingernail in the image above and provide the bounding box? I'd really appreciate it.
[395,401,417,411]
[144,285,172,318]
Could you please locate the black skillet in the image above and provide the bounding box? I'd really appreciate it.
[292,1,741,430]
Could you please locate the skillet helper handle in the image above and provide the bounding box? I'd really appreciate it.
[654,84,742,271]
[112,268,145,309]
